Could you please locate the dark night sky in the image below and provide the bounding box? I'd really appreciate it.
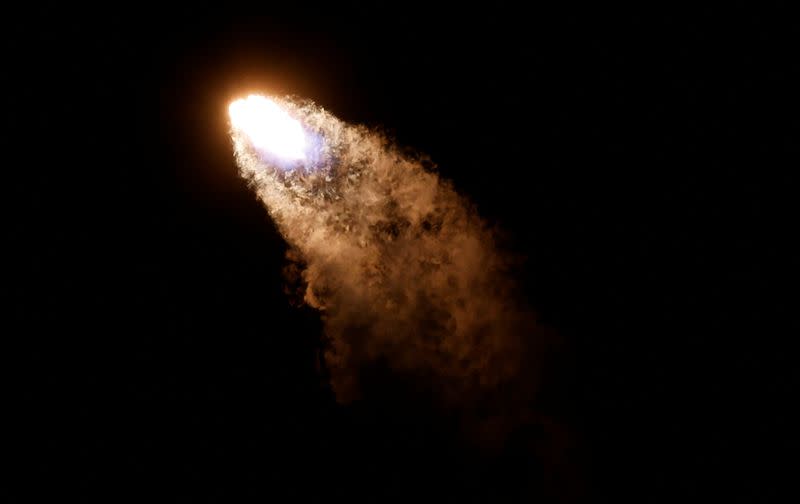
[6,4,792,503]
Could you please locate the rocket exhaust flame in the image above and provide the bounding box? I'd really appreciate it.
[229,95,307,162]
[228,94,543,440]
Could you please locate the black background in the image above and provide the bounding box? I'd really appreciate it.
[6,4,792,503]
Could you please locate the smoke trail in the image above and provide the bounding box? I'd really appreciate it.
[229,95,544,440]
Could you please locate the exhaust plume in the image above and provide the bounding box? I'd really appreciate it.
[228,94,545,439]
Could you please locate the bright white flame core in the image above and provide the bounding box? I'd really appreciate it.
[229,95,307,160]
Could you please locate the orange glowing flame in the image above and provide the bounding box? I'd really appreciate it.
[228,95,307,161]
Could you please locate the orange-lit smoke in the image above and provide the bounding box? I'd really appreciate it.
[229,94,545,439]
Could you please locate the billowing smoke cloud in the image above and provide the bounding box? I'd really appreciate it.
[230,95,546,440]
